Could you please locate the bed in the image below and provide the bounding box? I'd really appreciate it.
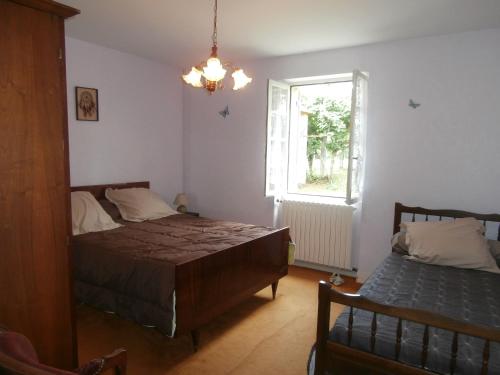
[70,181,289,349]
[310,202,500,375]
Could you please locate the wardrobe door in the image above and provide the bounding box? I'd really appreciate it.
[0,0,78,369]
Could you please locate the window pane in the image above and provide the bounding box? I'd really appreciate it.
[287,81,352,198]
[266,81,290,196]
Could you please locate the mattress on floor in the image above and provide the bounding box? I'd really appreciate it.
[310,253,500,375]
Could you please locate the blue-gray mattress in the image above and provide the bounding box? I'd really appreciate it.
[309,253,500,375]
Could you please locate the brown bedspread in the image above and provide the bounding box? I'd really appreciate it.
[72,214,285,336]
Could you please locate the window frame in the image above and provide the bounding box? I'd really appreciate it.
[345,70,369,205]
[264,79,291,198]
[265,72,367,204]
[287,78,354,200]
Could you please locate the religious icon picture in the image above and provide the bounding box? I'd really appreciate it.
[75,86,99,121]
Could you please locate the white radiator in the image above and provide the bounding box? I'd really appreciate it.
[282,200,354,270]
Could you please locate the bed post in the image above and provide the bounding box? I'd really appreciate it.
[315,281,332,375]
[191,330,200,352]
[393,202,403,235]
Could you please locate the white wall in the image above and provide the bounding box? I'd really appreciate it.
[183,28,500,281]
[66,37,183,203]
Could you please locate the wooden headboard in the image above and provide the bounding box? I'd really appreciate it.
[70,181,150,200]
[393,202,500,240]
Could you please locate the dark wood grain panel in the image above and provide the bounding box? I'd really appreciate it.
[71,181,150,200]
[8,0,79,18]
[0,0,78,369]
[175,228,289,336]
[58,13,79,365]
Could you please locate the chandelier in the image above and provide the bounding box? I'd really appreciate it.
[182,0,252,93]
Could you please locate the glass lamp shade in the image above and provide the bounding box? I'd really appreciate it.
[182,67,203,87]
[202,57,226,82]
[232,69,252,90]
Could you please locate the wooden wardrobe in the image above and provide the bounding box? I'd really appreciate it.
[0,0,80,369]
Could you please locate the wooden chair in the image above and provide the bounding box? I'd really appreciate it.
[0,328,126,375]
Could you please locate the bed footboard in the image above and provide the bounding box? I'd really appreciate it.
[315,281,500,375]
[175,228,289,341]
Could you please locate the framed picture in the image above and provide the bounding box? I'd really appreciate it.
[75,86,99,121]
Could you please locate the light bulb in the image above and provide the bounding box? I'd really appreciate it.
[202,57,226,82]
[182,67,203,87]
[232,69,252,90]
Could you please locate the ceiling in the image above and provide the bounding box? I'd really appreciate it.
[59,0,500,69]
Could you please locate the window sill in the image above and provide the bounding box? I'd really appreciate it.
[282,194,351,206]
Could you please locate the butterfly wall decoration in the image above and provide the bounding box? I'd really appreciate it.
[408,99,421,109]
[219,105,230,118]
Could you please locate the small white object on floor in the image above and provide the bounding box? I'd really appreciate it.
[330,273,344,286]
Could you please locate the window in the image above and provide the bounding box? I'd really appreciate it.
[265,71,368,204]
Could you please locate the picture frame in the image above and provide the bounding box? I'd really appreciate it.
[75,86,99,121]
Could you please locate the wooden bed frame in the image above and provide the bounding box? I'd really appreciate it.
[70,181,289,349]
[314,202,500,375]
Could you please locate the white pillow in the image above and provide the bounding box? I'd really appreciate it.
[402,218,500,273]
[488,240,500,265]
[71,191,121,235]
[105,187,178,222]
